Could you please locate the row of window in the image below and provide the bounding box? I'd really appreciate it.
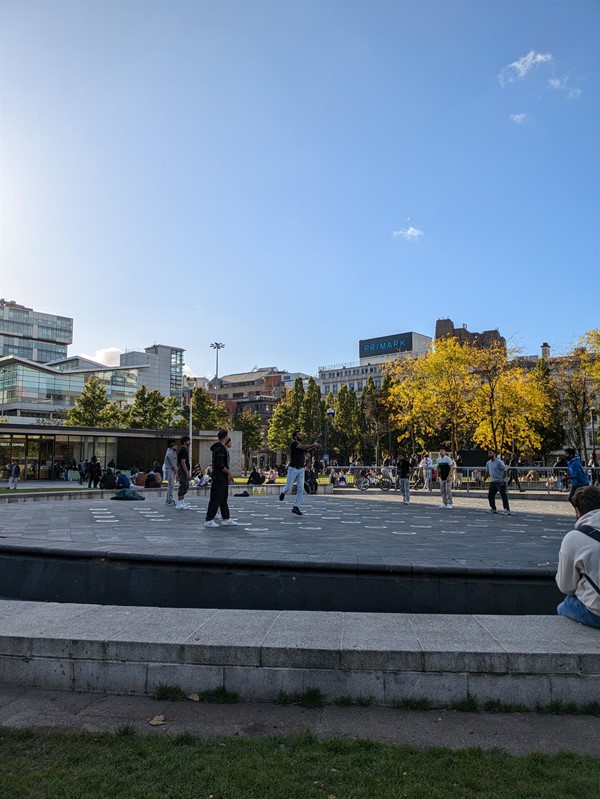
[322,379,382,395]
[321,366,379,379]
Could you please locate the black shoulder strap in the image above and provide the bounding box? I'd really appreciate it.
[575,525,600,596]
[578,524,600,544]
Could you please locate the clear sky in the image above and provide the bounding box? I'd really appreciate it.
[1,0,598,379]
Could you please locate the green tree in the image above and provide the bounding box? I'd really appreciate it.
[192,386,230,431]
[98,402,129,428]
[163,395,186,428]
[529,360,565,463]
[334,385,361,464]
[234,409,264,471]
[267,390,296,455]
[65,377,109,427]
[299,378,324,446]
[553,345,598,461]
[128,386,170,429]
[291,376,305,421]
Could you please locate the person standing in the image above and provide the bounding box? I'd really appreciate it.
[507,456,524,492]
[436,449,454,509]
[396,452,412,505]
[565,448,590,507]
[163,440,179,507]
[419,454,433,491]
[204,430,239,528]
[279,430,322,516]
[7,461,20,489]
[176,435,192,510]
[485,450,510,515]
[87,456,101,489]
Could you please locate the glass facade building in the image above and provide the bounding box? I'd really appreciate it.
[0,300,73,364]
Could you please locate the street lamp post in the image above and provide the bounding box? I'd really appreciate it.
[186,377,197,467]
[210,343,225,405]
[324,407,335,465]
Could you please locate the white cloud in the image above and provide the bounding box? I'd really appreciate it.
[79,347,123,366]
[393,226,424,241]
[568,88,582,99]
[498,50,553,86]
[548,77,567,90]
[509,113,527,124]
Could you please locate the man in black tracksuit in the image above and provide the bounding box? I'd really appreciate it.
[204,430,240,528]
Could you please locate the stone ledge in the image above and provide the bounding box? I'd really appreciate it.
[0,601,599,706]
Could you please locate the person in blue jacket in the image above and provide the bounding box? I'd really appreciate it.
[565,447,590,507]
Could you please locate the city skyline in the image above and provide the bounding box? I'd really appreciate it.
[2,1,598,379]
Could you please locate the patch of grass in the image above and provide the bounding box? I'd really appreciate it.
[450,697,480,712]
[332,695,374,707]
[153,683,186,702]
[537,700,600,716]
[114,724,137,737]
[275,687,326,708]
[0,728,599,799]
[483,699,530,714]
[199,687,239,704]
[393,697,434,711]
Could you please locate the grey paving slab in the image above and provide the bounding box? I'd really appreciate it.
[0,494,574,576]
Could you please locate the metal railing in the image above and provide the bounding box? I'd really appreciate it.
[319,465,600,493]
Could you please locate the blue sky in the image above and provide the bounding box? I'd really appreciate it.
[1,0,598,378]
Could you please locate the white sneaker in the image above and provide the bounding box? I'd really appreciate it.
[204,520,219,528]
[438,504,447,508]
[503,509,511,515]
[220,519,240,526]
[175,501,183,509]
[446,504,454,509]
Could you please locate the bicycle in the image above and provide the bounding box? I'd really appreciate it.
[354,469,394,492]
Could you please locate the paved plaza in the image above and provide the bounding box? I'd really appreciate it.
[0,491,574,573]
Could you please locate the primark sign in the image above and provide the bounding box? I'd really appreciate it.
[359,332,413,359]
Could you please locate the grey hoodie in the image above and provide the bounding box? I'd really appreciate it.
[556,507,600,617]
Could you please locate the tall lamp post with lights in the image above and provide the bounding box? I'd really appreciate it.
[210,343,225,405]
[186,377,197,466]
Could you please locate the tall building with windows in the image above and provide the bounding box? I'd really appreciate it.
[317,331,432,396]
[119,345,184,398]
[0,300,73,364]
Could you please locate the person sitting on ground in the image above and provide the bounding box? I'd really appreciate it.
[247,467,265,485]
[145,471,162,489]
[267,468,277,483]
[556,485,600,629]
[115,470,130,489]
[134,471,146,487]
[99,469,116,490]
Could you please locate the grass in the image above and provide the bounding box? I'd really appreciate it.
[275,687,326,708]
[1,728,599,799]
[154,684,187,702]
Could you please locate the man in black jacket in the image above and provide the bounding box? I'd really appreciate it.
[204,430,240,528]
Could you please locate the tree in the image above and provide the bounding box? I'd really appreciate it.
[65,378,109,427]
[98,402,129,428]
[333,385,361,463]
[267,390,296,455]
[128,386,170,429]
[234,410,263,471]
[163,395,186,428]
[529,359,565,463]
[471,343,551,455]
[191,386,230,431]
[553,345,597,461]
[299,378,324,446]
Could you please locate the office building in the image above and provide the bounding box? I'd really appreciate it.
[0,299,73,364]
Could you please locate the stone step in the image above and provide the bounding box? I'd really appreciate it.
[1,601,598,708]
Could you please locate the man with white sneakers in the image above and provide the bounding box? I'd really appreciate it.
[436,448,454,509]
[204,430,239,528]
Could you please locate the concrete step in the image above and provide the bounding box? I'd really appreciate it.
[1,600,598,708]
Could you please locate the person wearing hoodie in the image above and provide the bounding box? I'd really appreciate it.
[565,447,590,507]
[204,430,239,528]
[556,485,600,629]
